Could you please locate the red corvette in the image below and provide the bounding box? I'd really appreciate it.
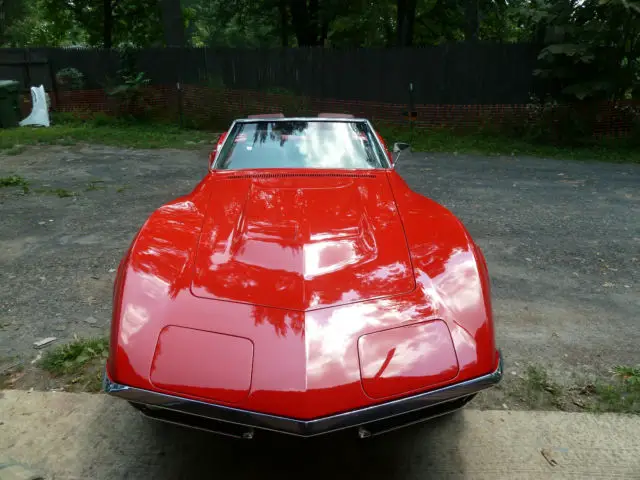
[104,114,502,439]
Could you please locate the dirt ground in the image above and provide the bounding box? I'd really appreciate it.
[3,389,639,480]
[0,144,638,407]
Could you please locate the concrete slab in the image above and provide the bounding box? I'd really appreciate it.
[1,390,638,479]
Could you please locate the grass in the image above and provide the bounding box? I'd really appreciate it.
[35,187,79,198]
[40,336,109,375]
[86,180,106,191]
[0,175,29,188]
[509,364,640,414]
[517,365,565,410]
[378,125,640,164]
[0,118,216,151]
[0,175,30,193]
[591,365,640,414]
[1,115,637,162]
[4,144,27,156]
[39,336,109,392]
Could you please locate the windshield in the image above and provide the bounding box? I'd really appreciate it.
[216,120,389,170]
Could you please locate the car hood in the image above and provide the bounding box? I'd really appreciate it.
[190,171,415,311]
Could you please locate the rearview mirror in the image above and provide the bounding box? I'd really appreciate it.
[392,142,411,166]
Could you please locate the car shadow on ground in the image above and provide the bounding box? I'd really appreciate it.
[78,396,467,479]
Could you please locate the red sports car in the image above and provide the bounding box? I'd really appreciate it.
[104,114,502,439]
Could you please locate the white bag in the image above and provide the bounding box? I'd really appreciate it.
[19,85,50,127]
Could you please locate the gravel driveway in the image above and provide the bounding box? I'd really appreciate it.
[1,145,638,401]
[397,152,639,380]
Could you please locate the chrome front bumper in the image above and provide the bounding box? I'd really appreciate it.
[104,352,502,439]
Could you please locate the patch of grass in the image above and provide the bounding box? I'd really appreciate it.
[4,144,27,155]
[588,365,640,414]
[86,180,106,191]
[55,137,77,146]
[40,336,109,376]
[518,365,565,409]
[0,359,24,390]
[378,125,640,164]
[506,363,640,414]
[0,122,215,151]
[49,188,78,198]
[115,184,129,193]
[0,175,28,188]
[34,187,80,198]
[613,365,640,386]
[0,175,30,193]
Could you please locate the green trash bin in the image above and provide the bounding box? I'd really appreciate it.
[0,80,21,128]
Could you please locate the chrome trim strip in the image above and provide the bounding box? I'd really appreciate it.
[104,352,502,438]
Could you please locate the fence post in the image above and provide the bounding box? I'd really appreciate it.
[177,80,184,128]
[24,48,31,88]
[48,59,59,112]
[409,82,414,144]
[203,46,209,83]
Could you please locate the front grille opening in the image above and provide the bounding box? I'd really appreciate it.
[358,395,474,438]
[134,403,255,439]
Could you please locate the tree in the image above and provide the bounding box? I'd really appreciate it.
[159,0,186,46]
[532,0,640,100]
[397,0,418,46]
[104,0,113,47]
[24,0,165,47]
[5,0,579,48]
[328,0,395,47]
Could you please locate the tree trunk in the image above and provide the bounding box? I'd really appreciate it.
[159,0,185,47]
[396,0,417,46]
[278,0,289,47]
[464,0,479,42]
[288,0,319,46]
[103,0,113,48]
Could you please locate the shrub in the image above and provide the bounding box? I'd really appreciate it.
[107,71,152,119]
[56,67,85,91]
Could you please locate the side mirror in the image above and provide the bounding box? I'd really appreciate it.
[392,142,411,153]
[209,131,228,169]
[392,142,411,165]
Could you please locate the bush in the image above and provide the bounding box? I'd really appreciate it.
[493,97,631,146]
[107,71,153,119]
[55,67,85,91]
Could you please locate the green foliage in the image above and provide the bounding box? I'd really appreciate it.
[11,0,165,47]
[379,122,640,162]
[186,0,525,48]
[86,180,106,191]
[1,0,86,46]
[613,365,640,387]
[107,71,152,118]
[56,67,86,90]
[106,49,153,118]
[532,0,640,101]
[590,365,640,413]
[3,145,28,156]
[10,0,614,49]
[189,0,283,47]
[0,120,215,149]
[0,175,29,192]
[40,337,109,375]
